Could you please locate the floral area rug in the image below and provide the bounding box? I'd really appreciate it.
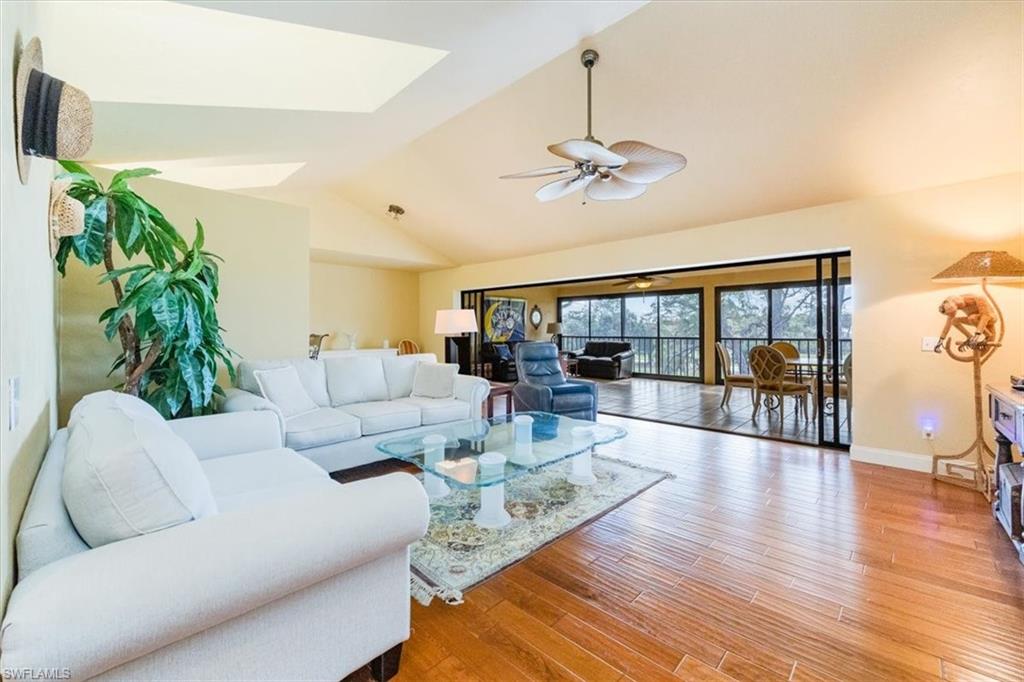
[410,455,672,606]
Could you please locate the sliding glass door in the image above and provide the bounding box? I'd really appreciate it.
[558,289,703,380]
[816,256,853,447]
[715,260,852,447]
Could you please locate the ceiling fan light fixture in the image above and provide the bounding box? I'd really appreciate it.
[634,280,654,290]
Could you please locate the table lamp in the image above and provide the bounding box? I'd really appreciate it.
[435,309,478,374]
[930,250,1024,497]
[546,322,563,345]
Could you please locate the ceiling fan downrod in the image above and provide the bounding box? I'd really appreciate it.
[581,49,599,143]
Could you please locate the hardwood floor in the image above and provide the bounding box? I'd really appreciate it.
[596,377,851,447]
[344,416,1023,682]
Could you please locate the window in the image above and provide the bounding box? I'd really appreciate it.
[558,290,703,379]
[590,298,622,337]
[658,293,700,337]
[771,285,817,339]
[719,289,768,338]
[560,299,589,337]
[624,296,657,336]
[715,279,853,378]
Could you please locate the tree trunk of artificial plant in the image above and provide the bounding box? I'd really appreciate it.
[102,198,161,396]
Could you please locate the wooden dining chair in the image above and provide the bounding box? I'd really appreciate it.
[769,341,799,359]
[821,354,852,427]
[748,345,811,421]
[715,342,756,408]
[308,333,329,360]
[397,339,420,355]
[769,341,802,381]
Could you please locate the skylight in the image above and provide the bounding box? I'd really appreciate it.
[39,1,448,112]
[97,160,306,190]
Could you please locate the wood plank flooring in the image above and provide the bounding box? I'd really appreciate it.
[342,416,1023,682]
[596,377,851,447]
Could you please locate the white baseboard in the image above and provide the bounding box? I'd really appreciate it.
[849,444,932,473]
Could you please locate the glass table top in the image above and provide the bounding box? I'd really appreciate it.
[375,411,627,489]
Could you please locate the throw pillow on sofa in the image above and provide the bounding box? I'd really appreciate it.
[253,366,318,417]
[325,356,390,406]
[62,391,218,548]
[411,362,459,399]
[69,388,164,426]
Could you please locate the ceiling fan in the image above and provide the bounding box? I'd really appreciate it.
[500,49,687,202]
[613,275,672,290]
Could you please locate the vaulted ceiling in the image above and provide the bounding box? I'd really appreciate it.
[337,1,1022,264]
[66,1,1021,268]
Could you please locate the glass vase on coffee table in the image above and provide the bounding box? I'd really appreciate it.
[375,412,627,529]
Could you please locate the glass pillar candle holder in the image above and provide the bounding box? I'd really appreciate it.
[474,451,512,528]
[422,434,451,499]
[568,425,597,485]
[512,414,536,465]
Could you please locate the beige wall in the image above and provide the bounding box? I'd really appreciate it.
[263,187,451,271]
[310,260,420,351]
[1,3,59,615]
[420,174,1023,466]
[59,171,310,423]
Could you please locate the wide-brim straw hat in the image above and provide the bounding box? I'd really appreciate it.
[15,37,94,184]
[48,179,85,257]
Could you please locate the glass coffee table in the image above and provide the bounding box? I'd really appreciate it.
[376,412,627,528]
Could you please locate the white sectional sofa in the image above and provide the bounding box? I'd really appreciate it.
[221,353,491,473]
[0,395,429,681]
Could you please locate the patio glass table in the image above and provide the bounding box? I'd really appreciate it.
[376,412,627,528]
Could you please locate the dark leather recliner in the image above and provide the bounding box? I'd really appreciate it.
[480,342,517,382]
[512,342,597,420]
[574,341,635,380]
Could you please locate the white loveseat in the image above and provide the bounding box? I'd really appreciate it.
[221,353,491,473]
[0,400,429,681]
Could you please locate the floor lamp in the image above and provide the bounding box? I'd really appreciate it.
[931,250,1024,499]
[435,309,478,375]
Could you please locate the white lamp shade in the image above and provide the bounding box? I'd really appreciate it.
[435,309,478,335]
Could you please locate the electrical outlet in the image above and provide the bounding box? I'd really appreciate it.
[8,377,20,431]
[922,426,934,440]
[921,336,941,352]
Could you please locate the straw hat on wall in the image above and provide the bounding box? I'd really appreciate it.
[48,179,85,257]
[14,37,94,184]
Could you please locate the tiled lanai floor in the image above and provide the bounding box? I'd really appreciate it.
[594,377,851,446]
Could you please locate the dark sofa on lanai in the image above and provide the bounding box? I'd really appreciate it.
[570,341,635,380]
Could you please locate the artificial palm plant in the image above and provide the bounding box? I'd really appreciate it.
[55,161,235,418]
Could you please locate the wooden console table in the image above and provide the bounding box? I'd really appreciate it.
[485,382,514,419]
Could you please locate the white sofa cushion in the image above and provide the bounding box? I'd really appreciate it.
[200,448,328,511]
[339,401,421,436]
[62,391,218,548]
[69,389,163,425]
[396,397,472,425]
[411,362,459,399]
[325,357,389,406]
[238,359,330,407]
[253,366,318,418]
[284,408,361,450]
[381,353,437,400]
